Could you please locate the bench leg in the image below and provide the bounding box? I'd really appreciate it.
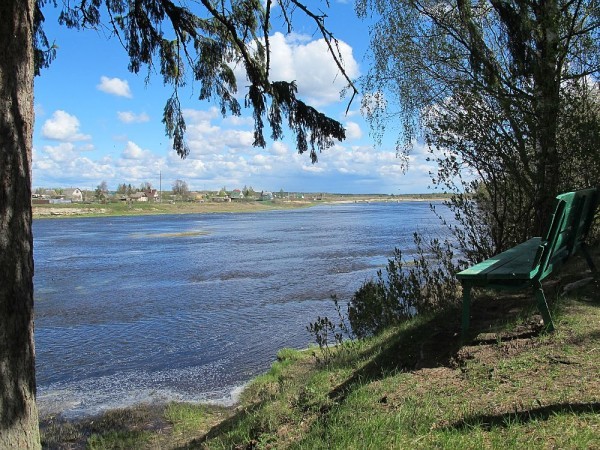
[461,284,472,337]
[533,281,555,332]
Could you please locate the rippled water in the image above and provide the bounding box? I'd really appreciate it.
[34,201,450,418]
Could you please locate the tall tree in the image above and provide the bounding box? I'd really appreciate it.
[172,179,189,200]
[358,0,600,235]
[140,181,153,192]
[1,0,356,446]
[94,180,109,202]
[0,1,40,447]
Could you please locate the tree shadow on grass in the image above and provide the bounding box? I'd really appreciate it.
[442,402,600,431]
[325,289,560,406]
[326,310,466,404]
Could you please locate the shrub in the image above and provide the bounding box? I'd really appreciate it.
[309,233,464,346]
[306,295,354,365]
[349,234,463,338]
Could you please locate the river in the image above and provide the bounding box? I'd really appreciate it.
[33,201,450,418]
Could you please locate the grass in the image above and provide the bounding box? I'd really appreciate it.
[40,254,600,449]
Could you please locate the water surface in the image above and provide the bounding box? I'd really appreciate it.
[34,201,450,418]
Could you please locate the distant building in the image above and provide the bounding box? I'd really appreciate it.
[130,192,148,202]
[144,189,159,202]
[230,189,244,200]
[260,191,273,201]
[43,189,57,199]
[63,188,83,202]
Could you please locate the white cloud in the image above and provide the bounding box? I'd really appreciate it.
[345,121,362,140]
[117,111,150,123]
[42,110,91,141]
[235,32,359,106]
[122,141,150,160]
[184,107,220,122]
[41,142,78,162]
[270,141,289,156]
[222,115,254,127]
[33,146,115,186]
[302,164,326,173]
[183,108,254,158]
[33,135,437,193]
[97,76,132,98]
[250,154,271,168]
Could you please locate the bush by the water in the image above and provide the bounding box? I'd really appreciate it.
[349,234,463,338]
[309,233,464,351]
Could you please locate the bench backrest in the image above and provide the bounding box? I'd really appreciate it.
[534,188,599,281]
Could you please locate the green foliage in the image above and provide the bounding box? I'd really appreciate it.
[347,280,395,339]
[242,185,256,198]
[557,80,600,193]
[94,180,109,203]
[87,430,152,449]
[347,234,463,338]
[424,84,539,257]
[33,0,57,75]
[359,0,600,238]
[171,179,189,200]
[306,295,354,364]
[427,80,600,260]
[309,234,463,343]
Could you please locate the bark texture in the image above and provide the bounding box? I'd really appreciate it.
[0,0,40,447]
[532,0,562,236]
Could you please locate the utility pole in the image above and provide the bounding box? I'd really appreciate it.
[159,170,162,203]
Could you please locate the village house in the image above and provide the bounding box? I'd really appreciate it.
[130,192,148,202]
[230,189,244,201]
[63,188,83,202]
[43,189,57,199]
[144,189,159,202]
[211,195,231,202]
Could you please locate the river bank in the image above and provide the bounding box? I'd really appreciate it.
[32,194,451,219]
[39,256,600,448]
[32,199,314,218]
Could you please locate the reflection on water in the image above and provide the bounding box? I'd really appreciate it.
[34,202,450,418]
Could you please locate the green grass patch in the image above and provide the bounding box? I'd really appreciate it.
[87,430,153,449]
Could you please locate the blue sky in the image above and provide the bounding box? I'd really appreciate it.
[33,1,437,194]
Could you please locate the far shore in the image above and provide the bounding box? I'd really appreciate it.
[32,194,450,219]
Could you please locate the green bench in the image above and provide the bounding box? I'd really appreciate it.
[456,188,599,336]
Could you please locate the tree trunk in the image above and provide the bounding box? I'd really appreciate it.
[532,0,561,236]
[0,0,40,448]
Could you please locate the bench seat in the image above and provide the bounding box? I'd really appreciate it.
[456,188,598,337]
[457,237,542,282]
